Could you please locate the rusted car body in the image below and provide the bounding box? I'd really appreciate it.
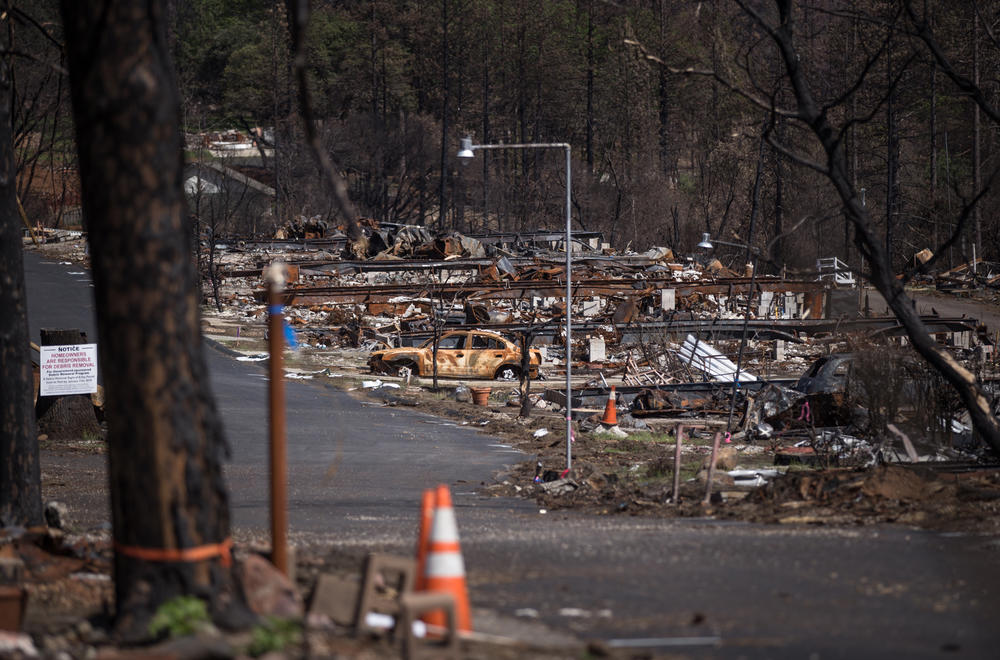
[368,329,541,380]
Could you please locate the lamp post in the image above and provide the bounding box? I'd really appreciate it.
[458,136,574,470]
[697,233,760,435]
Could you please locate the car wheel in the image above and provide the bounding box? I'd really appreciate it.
[495,365,519,381]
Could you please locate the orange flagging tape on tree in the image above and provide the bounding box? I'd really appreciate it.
[114,537,233,567]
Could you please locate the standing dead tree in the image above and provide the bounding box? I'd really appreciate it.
[60,0,247,634]
[285,0,368,255]
[0,1,42,528]
[750,0,1000,455]
[628,1,1000,455]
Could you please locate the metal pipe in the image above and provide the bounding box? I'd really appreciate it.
[672,424,684,505]
[564,144,573,471]
[265,264,289,576]
[703,431,722,505]
[725,257,758,433]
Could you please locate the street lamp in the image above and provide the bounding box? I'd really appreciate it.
[698,234,760,435]
[457,135,574,471]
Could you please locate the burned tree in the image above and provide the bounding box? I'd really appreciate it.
[59,0,245,631]
[285,0,367,254]
[748,0,1000,455]
[0,2,42,528]
[628,1,1000,455]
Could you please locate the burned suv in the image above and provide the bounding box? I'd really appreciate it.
[368,329,541,380]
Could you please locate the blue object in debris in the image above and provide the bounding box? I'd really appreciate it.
[283,319,298,349]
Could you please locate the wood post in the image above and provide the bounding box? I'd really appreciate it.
[266,272,288,576]
[672,424,684,505]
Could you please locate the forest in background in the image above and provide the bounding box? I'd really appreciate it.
[14,1,1000,274]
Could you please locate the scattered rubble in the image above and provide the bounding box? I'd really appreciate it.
[17,231,1000,659]
[27,226,1000,532]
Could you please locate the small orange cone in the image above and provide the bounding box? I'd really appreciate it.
[421,484,472,632]
[602,386,617,425]
[414,488,436,592]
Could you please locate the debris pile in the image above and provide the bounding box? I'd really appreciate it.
[27,221,1000,532]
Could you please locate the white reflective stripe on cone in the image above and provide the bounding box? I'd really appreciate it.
[430,508,460,542]
[426,552,466,577]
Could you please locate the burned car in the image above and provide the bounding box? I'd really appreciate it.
[794,353,856,394]
[368,329,541,380]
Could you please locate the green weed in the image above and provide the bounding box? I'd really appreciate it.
[247,617,302,657]
[148,595,211,639]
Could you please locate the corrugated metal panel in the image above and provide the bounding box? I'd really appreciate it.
[677,334,757,383]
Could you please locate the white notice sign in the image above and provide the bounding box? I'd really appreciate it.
[39,344,98,396]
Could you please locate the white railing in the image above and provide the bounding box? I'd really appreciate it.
[816,257,855,286]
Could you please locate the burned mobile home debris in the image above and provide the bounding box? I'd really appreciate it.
[194,217,999,479]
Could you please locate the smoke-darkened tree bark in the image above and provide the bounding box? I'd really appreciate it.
[59,0,244,633]
[0,2,42,528]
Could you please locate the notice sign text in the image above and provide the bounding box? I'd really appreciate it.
[40,344,98,396]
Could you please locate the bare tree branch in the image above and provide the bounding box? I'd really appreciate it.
[904,0,1000,125]
[761,0,1000,455]
[763,131,829,175]
[901,166,1000,283]
[285,0,365,246]
[624,37,799,119]
[974,2,1000,52]
[0,49,67,74]
[11,6,63,51]
[837,51,919,148]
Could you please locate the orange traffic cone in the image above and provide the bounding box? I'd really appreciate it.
[414,488,436,592]
[421,484,472,632]
[601,386,617,425]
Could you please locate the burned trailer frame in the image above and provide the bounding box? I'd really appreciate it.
[252,276,826,305]
[544,379,799,419]
[388,316,979,348]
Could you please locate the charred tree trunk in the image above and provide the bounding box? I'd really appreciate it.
[59,0,245,633]
[481,31,490,231]
[657,0,671,178]
[438,0,450,230]
[0,11,42,526]
[930,57,938,248]
[885,44,900,267]
[586,0,595,171]
[771,118,785,271]
[972,7,982,263]
[765,0,1000,455]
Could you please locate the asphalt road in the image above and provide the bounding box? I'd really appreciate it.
[24,250,1000,658]
[22,251,531,534]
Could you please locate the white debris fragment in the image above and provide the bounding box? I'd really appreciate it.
[558,608,592,618]
[237,355,269,362]
[677,334,757,382]
[0,632,37,657]
[533,428,549,438]
[594,425,628,438]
